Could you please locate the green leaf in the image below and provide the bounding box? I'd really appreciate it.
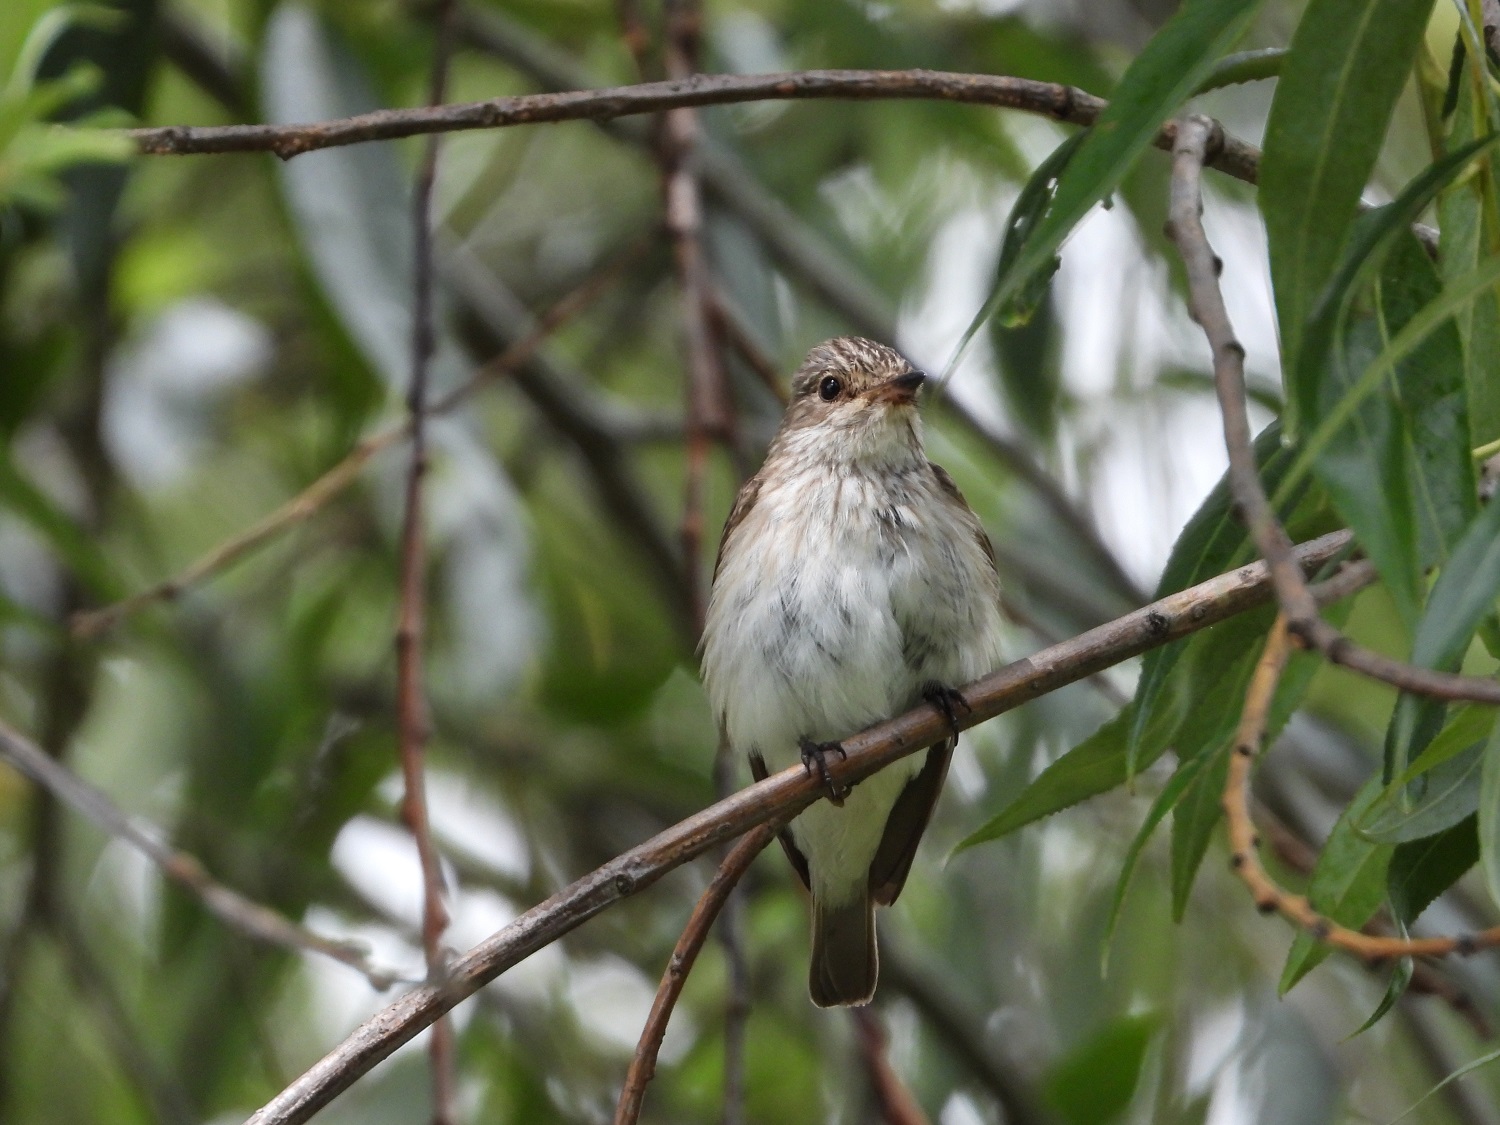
[1389,816,1479,925]
[1291,135,1500,435]
[1478,720,1500,911]
[1281,777,1392,993]
[1129,421,1308,776]
[1439,72,1500,445]
[1411,492,1500,672]
[955,705,1161,851]
[990,131,1087,328]
[1260,0,1437,432]
[1192,47,1286,94]
[1352,953,1413,1036]
[1164,600,1344,924]
[1311,315,1422,627]
[1363,741,1484,843]
[944,0,1261,375]
[1360,705,1496,841]
[1103,744,1217,956]
[1168,746,1232,921]
[1284,251,1500,499]
[1387,1044,1500,1125]
[1043,1014,1160,1125]
[1378,233,1477,567]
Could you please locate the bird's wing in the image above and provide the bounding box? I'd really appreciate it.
[868,738,954,905]
[712,472,763,582]
[928,461,998,573]
[749,749,811,891]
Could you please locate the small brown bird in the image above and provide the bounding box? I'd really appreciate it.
[701,337,1004,1007]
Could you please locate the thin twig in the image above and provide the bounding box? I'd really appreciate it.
[0,718,402,988]
[70,243,639,639]
[652,0,735,639]
[613,818,781,1125]
[399,6,459,1119]
[1167,113,1500,705]
[851,1008,932,1125]
[243,529,1353,1125]
[707,287,787,405]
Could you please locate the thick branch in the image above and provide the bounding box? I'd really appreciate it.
[244,529,1350,1125]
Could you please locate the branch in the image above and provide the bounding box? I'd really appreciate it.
[396,6,459,1118]
[1167,114,1500,705]
[613,818,780,1125]
[243,529,1351,1125]
[0,718,401,988]
[128,70,1257,184]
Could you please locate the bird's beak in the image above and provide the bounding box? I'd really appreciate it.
[869,370,926,406]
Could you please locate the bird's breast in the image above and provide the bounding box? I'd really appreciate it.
[703,462,994,760]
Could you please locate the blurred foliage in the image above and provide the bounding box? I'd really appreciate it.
[4,0,1500,1124]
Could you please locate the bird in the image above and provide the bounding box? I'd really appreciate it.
[700,336,1004,1007]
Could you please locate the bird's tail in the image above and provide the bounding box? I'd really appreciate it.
[810,891,877,1007]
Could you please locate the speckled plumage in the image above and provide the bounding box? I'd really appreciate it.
[701,337,1004,1006]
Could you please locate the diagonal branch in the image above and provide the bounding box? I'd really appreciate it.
[243,528,1352,1125]
[1167,113,1500,705]
[0,718,402,988]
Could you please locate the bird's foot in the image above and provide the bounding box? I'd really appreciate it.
[799,738,849,806]
[922,682,971,742]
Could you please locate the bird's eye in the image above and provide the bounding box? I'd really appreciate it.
[818,376,842,402]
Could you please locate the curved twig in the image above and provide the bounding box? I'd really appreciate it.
[1223,616,1500,960]
[612,818,781,1125]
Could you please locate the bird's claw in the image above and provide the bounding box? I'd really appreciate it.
[799,738,849,806]
[923,683,971,742]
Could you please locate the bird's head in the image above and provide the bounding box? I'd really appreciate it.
[774,337,927,465]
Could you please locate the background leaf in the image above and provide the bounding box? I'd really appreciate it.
[1260,0,1437,432]
[946,0,1261,373]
